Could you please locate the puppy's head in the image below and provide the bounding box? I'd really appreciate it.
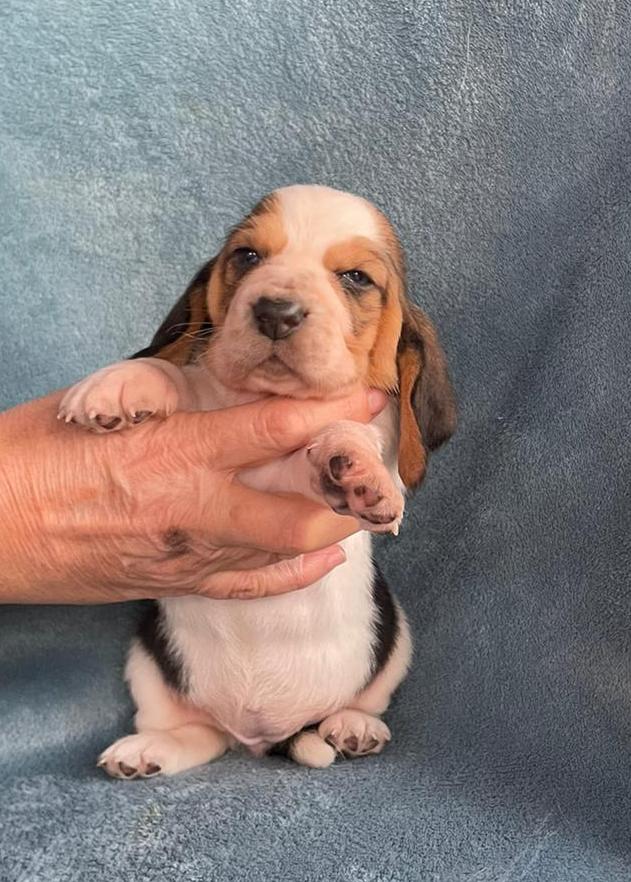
[140,185,456,486]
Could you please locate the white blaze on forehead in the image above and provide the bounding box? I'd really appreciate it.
[275,185,380,257]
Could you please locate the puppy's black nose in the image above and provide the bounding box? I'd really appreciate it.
[252,297,306,340]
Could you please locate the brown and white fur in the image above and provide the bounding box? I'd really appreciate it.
[59,185,456,776]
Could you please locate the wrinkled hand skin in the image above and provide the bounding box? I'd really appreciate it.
[0,388,381,604]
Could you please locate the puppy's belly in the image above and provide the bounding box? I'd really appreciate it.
[162,538,375,748]
[185,624,373,748]
[197,665,350,749]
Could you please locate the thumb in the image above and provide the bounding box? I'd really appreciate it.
[197,544,347,600]
[169,387,387,471]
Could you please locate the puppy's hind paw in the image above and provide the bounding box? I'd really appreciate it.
[318,709,391,758]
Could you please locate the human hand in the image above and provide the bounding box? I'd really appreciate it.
[0,387,386,603]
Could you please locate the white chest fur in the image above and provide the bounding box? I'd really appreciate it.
[152,365,403,748]
[160,531,376,746]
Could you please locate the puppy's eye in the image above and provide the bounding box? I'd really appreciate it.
[338,269,373,289]
[231,248,261,270]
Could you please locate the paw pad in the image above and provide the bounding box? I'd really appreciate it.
[329,455,352,480]
[310,447,403,534]
[95,414,122,430]
[319,710,391,759]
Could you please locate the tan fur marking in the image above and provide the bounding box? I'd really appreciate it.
[323,235,403,390]
[323,237,389,290]
[397,347,427,487]
[365,296,402,391]
[155,285,211,366]
[208,195,287,323]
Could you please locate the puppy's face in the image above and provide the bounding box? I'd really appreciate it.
[205,185,404,398]
[144,185,456,486]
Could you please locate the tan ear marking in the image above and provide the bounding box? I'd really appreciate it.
[396,303,456,489]
[397,345,427,487]
[365,292,403,391]
[131,260,215,366]
[155,283,213,366]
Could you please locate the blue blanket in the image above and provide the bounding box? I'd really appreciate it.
[2,1,631,879]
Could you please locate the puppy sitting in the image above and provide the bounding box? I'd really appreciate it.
[59,185,456,776]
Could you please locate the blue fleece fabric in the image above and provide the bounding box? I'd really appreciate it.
[2,1,631,879]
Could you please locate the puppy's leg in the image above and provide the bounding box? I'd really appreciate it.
[287,730,336,769]
[98,643,229,779]
[240,416,404,535]
[58,357,196,432]
[351,606,413,716]
[315,612,412,760]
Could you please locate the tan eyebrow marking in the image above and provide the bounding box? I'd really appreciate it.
[208,194,288,321]
[323,236,389,301]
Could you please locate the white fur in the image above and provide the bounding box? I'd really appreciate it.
[160,532,375,748]
[276,185,380,259]
[147,366,408,753]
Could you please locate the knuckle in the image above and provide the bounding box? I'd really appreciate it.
[232,572,266,600]
[254,401,310,452]
[279,556,303,587]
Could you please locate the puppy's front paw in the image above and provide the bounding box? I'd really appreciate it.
[58,361,180,433]
[318,709,391,758]
[307,424,404,534]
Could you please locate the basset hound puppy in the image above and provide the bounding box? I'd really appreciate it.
[59,184,456,775]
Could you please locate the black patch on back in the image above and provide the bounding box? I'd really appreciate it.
[137,601,187,693]
[370,563,399,677]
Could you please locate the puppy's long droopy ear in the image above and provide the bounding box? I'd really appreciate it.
[397,302,456,489]
[131,259,215,365]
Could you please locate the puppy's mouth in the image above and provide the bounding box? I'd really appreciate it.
[209,305,359,398]
[257,353,298,377]
[259,352,296,374]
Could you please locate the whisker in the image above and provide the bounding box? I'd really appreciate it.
[164,322,194,333]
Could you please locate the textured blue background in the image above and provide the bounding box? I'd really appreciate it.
[2,1,631,880]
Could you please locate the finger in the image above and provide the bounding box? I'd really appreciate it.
[185,481,359,554]
[169,387,387,470]
[198,545,347,599]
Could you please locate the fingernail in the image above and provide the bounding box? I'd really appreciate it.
[309,545,347,567]
[368,389,387,414]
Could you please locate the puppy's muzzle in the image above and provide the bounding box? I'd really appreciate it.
[252,297,306,341]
